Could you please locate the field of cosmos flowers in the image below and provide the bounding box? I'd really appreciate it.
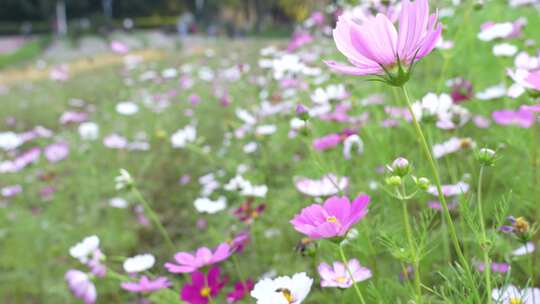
[2,0,540,303]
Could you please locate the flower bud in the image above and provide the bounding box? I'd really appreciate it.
[115,168,134,190]
[390,157,410,177]
[474,0,484,10]
[477,148,496,166]
[296,104,310,121]
[416,177,430,190]
[385,175,402,186]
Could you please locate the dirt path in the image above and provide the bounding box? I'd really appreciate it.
[0,49,167,86]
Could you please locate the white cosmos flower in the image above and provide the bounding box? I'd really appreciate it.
[241,184,268,197]
[0,132,22,151]
[171,125,196,148]
[69,235,100,263]
[243,142,258,154]
[116,101,139,115]
[78,122,99,140]
[433,137,475,159]
[224,175,267,197]
[342,135,364,160]
[512,242,535,256]
[109,197,128,208]
[294,174,349,197]
[311,84,348,104]
[493,43,518,57]
[427,181,470,197]
[476,84,507,100]
[256,124,277,136]
[123,254,155,273]
[492,285,540,304]
[477,22,514,41]
[161,68,177,79]
[251,272,313,304]
[194,196,227,214]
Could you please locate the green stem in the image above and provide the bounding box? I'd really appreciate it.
[399,190,422,303]
[132,187,175,251]
[338,245,367,304]
[477,166,492,304]
[231,255,249,291]
[400,85,481,302]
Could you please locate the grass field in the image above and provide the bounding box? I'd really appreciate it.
[2,1,540,303]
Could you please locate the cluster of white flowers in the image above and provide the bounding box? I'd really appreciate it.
[224,175,268,197]
[171,125,197,148]
[123,254,155,273]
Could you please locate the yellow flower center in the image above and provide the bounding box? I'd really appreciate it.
[326,216,338,223]
[336,276,348,283]
[276,288,295,303]
[251,211,259,218]
[514,217,530,233]
[200,287,211,297]
[460,138,473,149]
[510,298,523,304]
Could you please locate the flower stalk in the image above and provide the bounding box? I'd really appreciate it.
[132,186,175,251]
[338,245,367,304]
[399,184,422,303]
[400,85,481,302]
[477,165,491,304]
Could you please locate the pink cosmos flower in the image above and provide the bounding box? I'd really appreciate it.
[521,104,540,113]
[65,269,97,304]
[313,134,342,151]
[50,64,69,81]
[103,134,128,149]
[309,11,326,27]
[226,279,254,303]
[325,0,442,84]
[526,70,540,90]
[287,31,314,52]
[290,194,370,240]
[188,94,201,105]
[492,109,534,128]
[111,41,129,54]
[229,230,250,253]
[476,262,510,274]
[121,276,171,293]
[181,267,227,304]
[1,185,22,198]
[44,142,69,163]
[0,147,41,173]
[165,243,231,273]
[318,259,372,288]
[59,111,88,125]
[313,129,357,151]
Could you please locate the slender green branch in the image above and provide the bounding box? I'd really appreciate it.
[338,245,367,304]
[477,166,491,304]
[399,184,422,303]
[400,85,481,302]
[132,187,175,251]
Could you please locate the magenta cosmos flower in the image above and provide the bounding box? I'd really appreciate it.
[165,243,231,273]
[121,276,171,293]
[226,279,254,303]
[181,267,227,304]
[325,0,442,86]
[290,194,370,240]
[318,259,372,288]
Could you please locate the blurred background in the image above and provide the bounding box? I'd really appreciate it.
[0,0,340,69]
